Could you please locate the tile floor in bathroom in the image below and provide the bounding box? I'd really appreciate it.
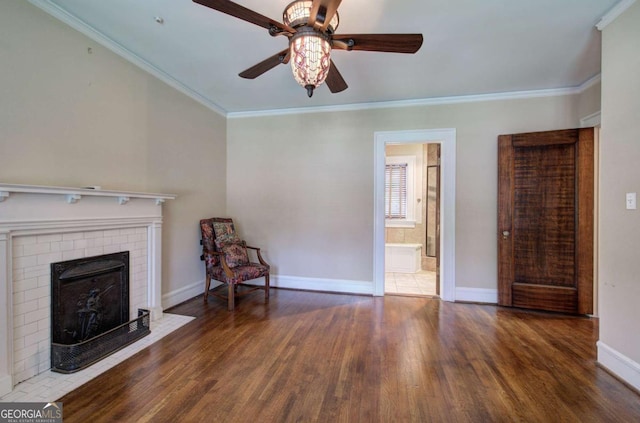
[385,270,438,296]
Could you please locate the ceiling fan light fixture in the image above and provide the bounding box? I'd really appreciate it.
[290,29,332,97]
[193,0,423,98]
[283,0,339,32]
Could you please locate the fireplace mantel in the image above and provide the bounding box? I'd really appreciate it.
[0,183,175,205]
[0,183,175,396]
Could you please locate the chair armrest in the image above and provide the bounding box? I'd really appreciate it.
[218,254,235,278]
[245,245,269,267]
[207,250,235,278]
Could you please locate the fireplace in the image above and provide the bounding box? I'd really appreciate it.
[52,252,130,345]
[50,251,150,373]
[0,183,175,395]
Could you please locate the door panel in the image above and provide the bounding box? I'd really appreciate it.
[498,128,594,314]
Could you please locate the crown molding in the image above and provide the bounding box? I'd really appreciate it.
[580,111,601,128]
[579,74,602,92]
[27,0,228,117]
[228,74,601,119]
[27,0,604,121]
[596,0,637,31]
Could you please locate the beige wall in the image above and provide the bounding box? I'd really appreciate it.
[599,2,640,368]
[2,1,608,305]
[578,80,602,121]
[0,2,227,300]
[227,94,583,288]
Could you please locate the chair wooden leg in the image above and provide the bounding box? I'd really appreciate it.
[265,274,270,300]
[228,283,235,311]
[204,275,211,301]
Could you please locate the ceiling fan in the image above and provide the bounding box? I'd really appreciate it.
[192,0,424,97]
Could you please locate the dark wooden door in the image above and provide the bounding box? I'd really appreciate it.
[498,128,594,314]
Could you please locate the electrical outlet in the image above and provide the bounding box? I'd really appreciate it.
[626,192,636,210]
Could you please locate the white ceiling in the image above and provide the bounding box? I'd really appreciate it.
[30,0,618,114]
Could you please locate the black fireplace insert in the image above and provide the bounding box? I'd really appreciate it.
[50,251,150,373]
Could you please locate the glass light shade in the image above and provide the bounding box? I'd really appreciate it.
[283,0,339,32]
[290,31,332,95]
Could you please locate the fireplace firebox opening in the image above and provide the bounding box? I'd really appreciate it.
[50,251,150,373]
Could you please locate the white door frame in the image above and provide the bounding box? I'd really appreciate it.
[373,129,456,301]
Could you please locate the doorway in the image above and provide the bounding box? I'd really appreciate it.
[373,129,456,301]
[384,142,439,296]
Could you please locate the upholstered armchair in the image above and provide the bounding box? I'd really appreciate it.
[199,218,270,311]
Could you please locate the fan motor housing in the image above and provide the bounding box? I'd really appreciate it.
[283,0,339,33]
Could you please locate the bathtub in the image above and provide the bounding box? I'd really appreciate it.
[385,243,422,273]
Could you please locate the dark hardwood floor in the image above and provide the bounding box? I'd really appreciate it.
[58,289,640,422]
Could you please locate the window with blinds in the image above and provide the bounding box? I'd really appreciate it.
[385,163,408,219]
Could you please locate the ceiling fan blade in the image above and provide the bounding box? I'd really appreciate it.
[193,0,294,34]
[333,34,424,54]
[325,60,348,93]
[308,0,342,30]
[239,49,290,79]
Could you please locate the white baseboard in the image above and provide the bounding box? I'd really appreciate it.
[163,278,501,305]
[161,279,219,309]
[597,341,640,392]
[161,275,373,310]
[455,287,498,304]
[271,275,373,295]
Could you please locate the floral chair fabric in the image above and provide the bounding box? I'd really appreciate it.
[200,217,270,311]
[213,220,241,244]
[214,239,249,268]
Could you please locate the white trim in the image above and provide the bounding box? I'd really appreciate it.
[28,0,610,118]
[455,288,498,304]
[227,76,601,119]
[597,341,640,392]
[162,275,373,309]
[148,221,164,320]
[0,233,12,397]
[0,216,165,234]
[162,279,214,309]
[596,0,637,31]
[27,0,605,119]
[0,183,175,202]
[66,194,81,204]
[270,275,373,295]
[580,111,602,128]
[0,190,170,395]
[579,74,602,92]
[27,0,227,117]
[374,129,456,302]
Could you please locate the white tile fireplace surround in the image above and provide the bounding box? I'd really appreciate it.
[0,184,176,397]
